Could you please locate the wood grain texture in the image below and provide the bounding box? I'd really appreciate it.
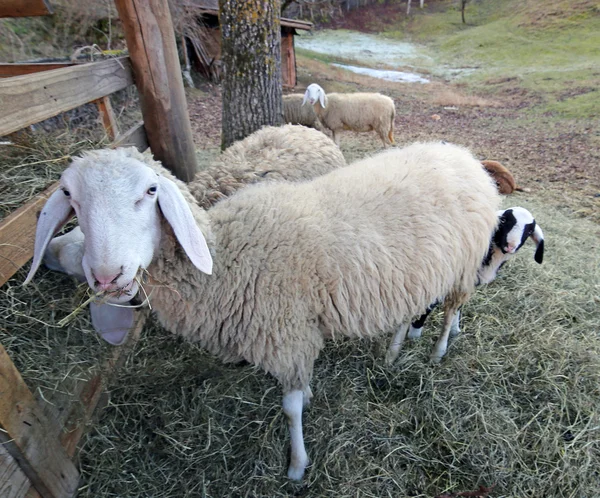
[0,445,31,498]
[0,0,52,18]
[0,63,74,78]
[0,57,133,136]
[0,345,79,498]
[114,0,197,181]
[0,184,59,287]
[95,96,119,140]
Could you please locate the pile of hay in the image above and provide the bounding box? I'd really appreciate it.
[2,192,598,497]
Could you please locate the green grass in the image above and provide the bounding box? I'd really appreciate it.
[391,0,600,119]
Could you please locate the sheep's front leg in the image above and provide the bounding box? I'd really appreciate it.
[283,390,309,480]
[385,322,409,365]
[450,309,461,337]
[430,294,468,363]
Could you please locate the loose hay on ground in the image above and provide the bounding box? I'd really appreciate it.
[2,193,597,497]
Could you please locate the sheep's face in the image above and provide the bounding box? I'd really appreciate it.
[494,207,544,263]
[302,83,326,108]
[61,154,162,303]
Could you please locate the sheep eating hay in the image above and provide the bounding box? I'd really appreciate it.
[302,83,396,146]
[26,141,500,480]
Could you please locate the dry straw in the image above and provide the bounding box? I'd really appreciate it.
[1,188,599,497]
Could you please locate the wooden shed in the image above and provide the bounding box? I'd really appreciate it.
[184,0,312,88]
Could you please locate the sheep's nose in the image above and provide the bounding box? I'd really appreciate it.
[92,268,123,291]
[506,244,517,253]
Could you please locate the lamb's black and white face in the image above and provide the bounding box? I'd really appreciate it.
[494,206,544,263]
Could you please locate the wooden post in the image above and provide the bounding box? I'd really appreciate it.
[0,346,79,498]
[95,96,119,140]
[113,0,198,182]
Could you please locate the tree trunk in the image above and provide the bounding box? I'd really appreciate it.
[461,0,467,24]
[220,0,283,150]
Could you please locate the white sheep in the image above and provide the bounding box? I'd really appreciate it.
[386,206,545,364]
[283,94,325,132]
[302,83,396,146]
[190,124,346,209]
[25,141,500,481]
[43,124,346,277]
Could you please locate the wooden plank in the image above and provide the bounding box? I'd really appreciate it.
[114,0,197,182]
[0,63,74,78]
[0,445,31,498]
[0,345,79,498]
[0,57,134,137]
[0,184,59,288]
[112,121,149,151]
[94,96,119,141]
[0,0,53,18]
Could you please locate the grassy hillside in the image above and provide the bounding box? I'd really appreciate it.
[395,0,600,119]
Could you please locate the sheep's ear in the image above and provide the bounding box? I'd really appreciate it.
[302,89,310,106]
[24,188,74,285]
[157,175,213,275]
[90,302,134,346]
[318,88,326,108]
[531,224,544,264]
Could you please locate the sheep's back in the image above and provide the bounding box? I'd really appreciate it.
[205,141,500,340]
[188,125,345,209]
[324,93,395,130]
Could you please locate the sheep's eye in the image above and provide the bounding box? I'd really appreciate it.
[147,186,157,195]
[63,189,71,197]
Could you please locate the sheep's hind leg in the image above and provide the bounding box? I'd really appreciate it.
[430,293,469,363]
[385,322,409,365]
[283,389,309,480]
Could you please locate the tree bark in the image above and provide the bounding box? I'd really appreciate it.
[220,0,283,149]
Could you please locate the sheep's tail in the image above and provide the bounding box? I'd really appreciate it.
[388,106,396,144]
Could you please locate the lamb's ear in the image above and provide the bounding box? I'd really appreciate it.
[531,224,544,264]
[24,188,74,285]
[157,175,213,275]
[318,88,326,108]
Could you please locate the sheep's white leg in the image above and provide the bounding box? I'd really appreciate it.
[407,325,423,339]
[449,310,461,337]
[385,322,409,365]
[283,390,309,480]
[431,294,468,363]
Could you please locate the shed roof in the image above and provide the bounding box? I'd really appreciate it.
[183,0,313,31]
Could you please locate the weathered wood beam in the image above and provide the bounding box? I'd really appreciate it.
[0,184,59,287]
[0,63,74,78]
[0,0,52,18]
[0,57,133,137]
[0,445,31,498]
[0,345,79,498]
[114,0,197,181]
[94,96,119,141]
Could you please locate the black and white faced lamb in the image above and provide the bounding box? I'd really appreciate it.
[386,206,545,364]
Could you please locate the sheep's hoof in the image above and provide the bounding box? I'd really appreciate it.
[385,347,402,365]
[449,327,461,338]
[287,458,308,481]
[429,353,444,364]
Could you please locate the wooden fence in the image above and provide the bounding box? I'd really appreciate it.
[0,1,199,496]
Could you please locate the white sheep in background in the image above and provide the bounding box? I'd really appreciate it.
[26,141,500,481]
[386,206,545,364]
[302,83,396,146]
[283,94,325,132]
